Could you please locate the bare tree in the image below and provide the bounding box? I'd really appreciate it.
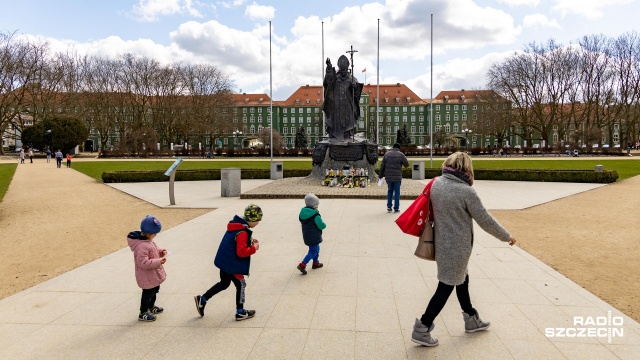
[182,64,235,149]
[610,31,640,148]
[472,90,513,146]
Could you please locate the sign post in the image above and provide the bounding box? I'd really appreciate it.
[164,157,183,205]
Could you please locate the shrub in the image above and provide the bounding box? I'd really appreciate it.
[102,168,311,183]
[400,168,617,183]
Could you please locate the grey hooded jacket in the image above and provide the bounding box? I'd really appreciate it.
[431,174,511,285]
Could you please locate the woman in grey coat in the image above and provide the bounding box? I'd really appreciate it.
[412,152,516,347]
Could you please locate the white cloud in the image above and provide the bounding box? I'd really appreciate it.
[497,0,540,6]
[245,2,275,20]
[552,0,634,19]
[522,14,561,29]
[220,0,246,9]
[132,0,207,22]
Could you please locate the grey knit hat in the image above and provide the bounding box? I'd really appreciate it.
[305,193,320,208]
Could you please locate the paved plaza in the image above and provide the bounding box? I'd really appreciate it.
[0,166,639,359]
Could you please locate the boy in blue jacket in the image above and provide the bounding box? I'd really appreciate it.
[297,194,327,275]
[194,204,262,321]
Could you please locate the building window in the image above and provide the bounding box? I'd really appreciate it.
[435,125,441,132]
[411,126,416,132]
[394,107,399,112]
[454,105,458,110]
[307,117,311,123]
[446,105,450,111]
[435,105,440,111]
[243,116,247,123]
[462,114,467,121]
[435,115,440,121]
[472,114,477,120]
[283,108,288,114]
[299,108,304,113]
[462,105,467,110]
[445,124,450,133]
[419,126,424,133]
[243,108,247,113]
[250,108,255,113]
[453,124,458,132]
[411,115,415,122]
[258,108,262,113]
[403,115,407,122]
[250,116,255,123]
[472,105,477,110]
[445,114,450,121]
[250,126,255,133]
[307,127,311,134]
[386,126,391,133]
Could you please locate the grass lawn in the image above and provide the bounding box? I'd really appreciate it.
[0,163,18,202]
[72,158,640,182]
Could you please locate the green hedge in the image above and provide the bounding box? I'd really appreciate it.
[102,169,311,183]
[104,168,617,184]
[402,168,617,183]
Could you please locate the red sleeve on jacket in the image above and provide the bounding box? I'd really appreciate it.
[235,231,256,258]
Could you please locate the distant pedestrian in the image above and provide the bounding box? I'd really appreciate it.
[55,149,63,168]
[127,215,167,322]
[28,149,33,163]
[19,149,25,164]
[296,193,326,275]
[379,143,409,212]
[66,153,72,168]
[46,148,51,163]
[194,204,262,321]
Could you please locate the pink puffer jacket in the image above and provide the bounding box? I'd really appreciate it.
[127,231,167,289]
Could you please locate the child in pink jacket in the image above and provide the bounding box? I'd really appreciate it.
[127,215,167,321]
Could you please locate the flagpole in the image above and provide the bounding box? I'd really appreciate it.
[429,14,433,168]
[376,18,380,145]
[322,21,325,141]
[269,20,273,161]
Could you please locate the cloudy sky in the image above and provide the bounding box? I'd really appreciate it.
[1,0,638,100]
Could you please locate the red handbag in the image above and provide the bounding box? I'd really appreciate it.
[395,177,436,237]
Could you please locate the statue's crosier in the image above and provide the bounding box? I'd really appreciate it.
[322,55,364,142]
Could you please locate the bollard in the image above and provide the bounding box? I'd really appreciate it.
[412,161,425,180]
[221,168,241,197]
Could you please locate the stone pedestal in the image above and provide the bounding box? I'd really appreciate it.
[309,141,379,180]
[221,168,241,197]
[271,161,283,179]
[412,161,425,180]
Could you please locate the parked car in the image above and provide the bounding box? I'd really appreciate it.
[514,145,522,149]
[532,144,540,148]
[592,144,599,148]
[614,144,621,148]
[602,144,610,148]
[13,147,22,153]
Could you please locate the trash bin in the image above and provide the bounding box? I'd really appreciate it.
[412,161,425,180]
[595,165,604,173]
[221,168,241,197]
[271,161,283,180]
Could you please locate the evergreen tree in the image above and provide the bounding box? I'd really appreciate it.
[294,126,308,148]
[396,124,410,145]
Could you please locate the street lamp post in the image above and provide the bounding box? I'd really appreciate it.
[462,128,472,148]
[233,130,243,149]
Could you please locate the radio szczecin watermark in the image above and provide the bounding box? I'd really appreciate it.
[545,311,624,343]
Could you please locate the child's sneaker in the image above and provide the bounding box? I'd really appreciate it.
[149,306,164,314]
[312,262,323,269]
[138,311,156,322]
[235,309,256,321]
[194,295,206,317]
[297,263,307,275]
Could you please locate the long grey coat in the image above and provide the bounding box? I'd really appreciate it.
[431,174,511,285]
